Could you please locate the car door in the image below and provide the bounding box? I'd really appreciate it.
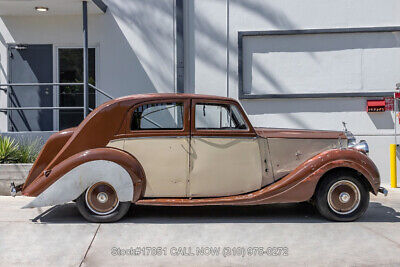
[121,99,190,197]
[189,99,263,197]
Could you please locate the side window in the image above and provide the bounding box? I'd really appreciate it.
[131,102,184,130]
[195,103,248,130]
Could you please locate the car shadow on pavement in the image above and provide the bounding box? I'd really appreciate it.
[31,201,400,224]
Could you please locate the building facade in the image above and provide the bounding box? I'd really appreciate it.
[1,0,400,183]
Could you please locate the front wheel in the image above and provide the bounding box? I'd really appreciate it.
[76,182,131,223]
[315,173,370,222]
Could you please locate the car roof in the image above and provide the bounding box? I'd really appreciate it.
[114,93,236,102]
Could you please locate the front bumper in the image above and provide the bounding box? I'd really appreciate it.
[378,186,388,196]
[10,182,23,197]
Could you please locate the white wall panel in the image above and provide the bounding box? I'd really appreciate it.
[243,32,400,95]
[192,0,227,96]
[228,0,400,99]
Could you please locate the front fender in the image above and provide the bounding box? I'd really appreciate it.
[22,148,145,208]
[310,148,381,194]
[254,148,381,205]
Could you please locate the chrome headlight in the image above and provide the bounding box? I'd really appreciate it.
[350,140,369,155]
[345,131,357,147]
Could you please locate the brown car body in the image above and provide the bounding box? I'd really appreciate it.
[20,93,380,209]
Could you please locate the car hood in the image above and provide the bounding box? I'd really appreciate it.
[255,127,347,180]
[254,127,346,139]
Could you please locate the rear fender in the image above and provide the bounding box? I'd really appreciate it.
[24,160,132,208]
[23,128,75,190]
[22,148,145,208]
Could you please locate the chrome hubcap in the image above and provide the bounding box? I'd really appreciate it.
[327,180,361,215]
[339,192,351,203]
[97,192,108,203]
[85,182,119,216]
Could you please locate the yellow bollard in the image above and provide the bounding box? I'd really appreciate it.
[390,144,397,188]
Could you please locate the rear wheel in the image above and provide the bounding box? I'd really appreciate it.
[315,172,369,221]
[76,182,131,223]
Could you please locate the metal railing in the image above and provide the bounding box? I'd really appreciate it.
[88,83,113,100]
[0,82,113,110]
[0,82,113,130]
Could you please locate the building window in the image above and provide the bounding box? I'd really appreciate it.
[131,102,184,130]
[58,48,96,130]
[195,103,247,130]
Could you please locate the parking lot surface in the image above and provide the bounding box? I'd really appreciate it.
[1,186,400,267]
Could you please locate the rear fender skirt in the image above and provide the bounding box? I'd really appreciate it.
[23,160,133,208]
[22,148,146,207]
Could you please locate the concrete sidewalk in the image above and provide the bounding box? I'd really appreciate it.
[0,187,399,267]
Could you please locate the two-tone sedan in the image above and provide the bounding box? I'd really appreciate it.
[11,94,387,222]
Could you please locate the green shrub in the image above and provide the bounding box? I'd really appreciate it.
[0,136,19,163]
[0,136,41,164]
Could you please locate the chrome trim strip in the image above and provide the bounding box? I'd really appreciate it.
[113,136,257,141]
[118,136,189,141]
[191,136,257,140]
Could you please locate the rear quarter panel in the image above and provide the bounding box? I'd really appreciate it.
[22,128,75,190]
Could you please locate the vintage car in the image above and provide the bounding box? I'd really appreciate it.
[11,93,387,222]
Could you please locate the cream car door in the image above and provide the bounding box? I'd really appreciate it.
[122,101,190,197]
[189,102,262,197]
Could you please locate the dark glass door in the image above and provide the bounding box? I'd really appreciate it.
[8,44,53,131]
[58,48,95,130]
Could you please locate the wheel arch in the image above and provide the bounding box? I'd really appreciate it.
[22,147,146,208]
[303,149,380,201]
[313,167,374,199]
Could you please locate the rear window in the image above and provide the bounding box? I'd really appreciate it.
[131,102,184,130]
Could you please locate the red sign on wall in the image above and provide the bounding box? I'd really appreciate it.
[367,100,386,112]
